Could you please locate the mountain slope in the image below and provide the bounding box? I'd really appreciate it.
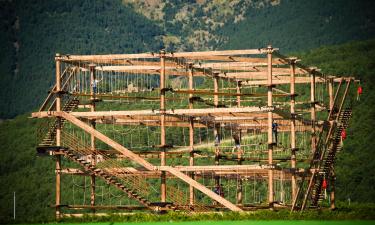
[220,0,375,52]
[1,0,375,119]
[0,0,163,119]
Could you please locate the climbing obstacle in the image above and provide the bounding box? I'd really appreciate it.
[32,46,358,217]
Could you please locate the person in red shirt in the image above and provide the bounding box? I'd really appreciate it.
[357,85,363,101]
[341,129,347,146]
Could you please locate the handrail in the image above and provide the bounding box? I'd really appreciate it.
[38,66,70,112]
[47,67,77,111]
[336,79,352,118]
[327,78,343,120]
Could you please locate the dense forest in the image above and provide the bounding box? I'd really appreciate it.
[0,0,163,119]
[1,0,375,119]
[1,0,375,223]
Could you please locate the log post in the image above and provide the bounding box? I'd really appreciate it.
[310,70,316,154]
[89,64,96,212]
[55,53,62,219]
[213,75,220,188]
[188,63,195,206]
[329,78,334,111]
[330,169,336,210]
[236,80,243,205]
[266,45,274,208]
[160,50,167,202]
[290,58,297,203]
[236,80,242,108]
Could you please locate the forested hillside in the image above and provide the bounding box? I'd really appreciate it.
[1,39,375,223]
[0,0,163,119]
[220,0,375,52]
[1,0,375,119]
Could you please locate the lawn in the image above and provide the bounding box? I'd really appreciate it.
[20,221,375,225]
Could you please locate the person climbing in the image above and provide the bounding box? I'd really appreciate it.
[214,185,220,195]
[219,184,225,197]
[214,133,221,147]
[232,132,241,154]
[322,177,328,199]
[91,76,103,94]
[213,184,224,205]
[272,121,279,144]
[357,85,363,101]
[341,129,347,146]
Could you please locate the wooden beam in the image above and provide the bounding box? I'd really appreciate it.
[56,111,155,171]
[167,49,270,57]
[55,54,62,219]
[160,166,243,211]
[32,106,271,119]
[59,49,272,62]
[89,64,96,211]
[290,60,297,202]
[188,64,195,206]
[242,76,326,85]
[266,46,274,208]
[160,50,167,202]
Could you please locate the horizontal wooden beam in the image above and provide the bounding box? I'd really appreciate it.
[242,76,327,85]
[59,49,274,62]
[32,106,272,118]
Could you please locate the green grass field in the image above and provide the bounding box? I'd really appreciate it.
[18,221,375,225]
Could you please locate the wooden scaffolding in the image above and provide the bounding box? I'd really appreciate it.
[32,46,357,217]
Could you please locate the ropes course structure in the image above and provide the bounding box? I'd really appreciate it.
[32,46,359,218]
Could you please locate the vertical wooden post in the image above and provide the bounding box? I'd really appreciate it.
[236,80,241,108]
[213,76,220,188]
[310,71,316,154]
[89,64,96,212]
[329,78,334,112]
[188,64,195,206]
[236,80,243,205]
[290,59,297,203]
[266,45,274,208]
[328,78,335,210]
[160,50,167,202]
[55,53,61,219]
[330,171,336,210]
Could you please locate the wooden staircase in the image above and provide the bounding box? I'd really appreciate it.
[291,78,353,211]
[37,96,79,150]
[60,131,160,210]
[310,108,352,205]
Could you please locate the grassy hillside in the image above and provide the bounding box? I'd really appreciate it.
[0,39,374,223]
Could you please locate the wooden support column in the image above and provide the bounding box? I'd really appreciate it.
[55,53,62,219]
[328,78,335,210]
[236,80,243,205]
[213,75,220,188]
[188,64,195,206]
[310,71,317,154]
[290,59,297,203]
[89,64,96,212]
[328,78,334,112]
[266,45,274,208]
[160,50,167,202]
[236,80,242,107]
[330,170,336,210]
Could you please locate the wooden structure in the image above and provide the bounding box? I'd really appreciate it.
[32,47,357,218]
